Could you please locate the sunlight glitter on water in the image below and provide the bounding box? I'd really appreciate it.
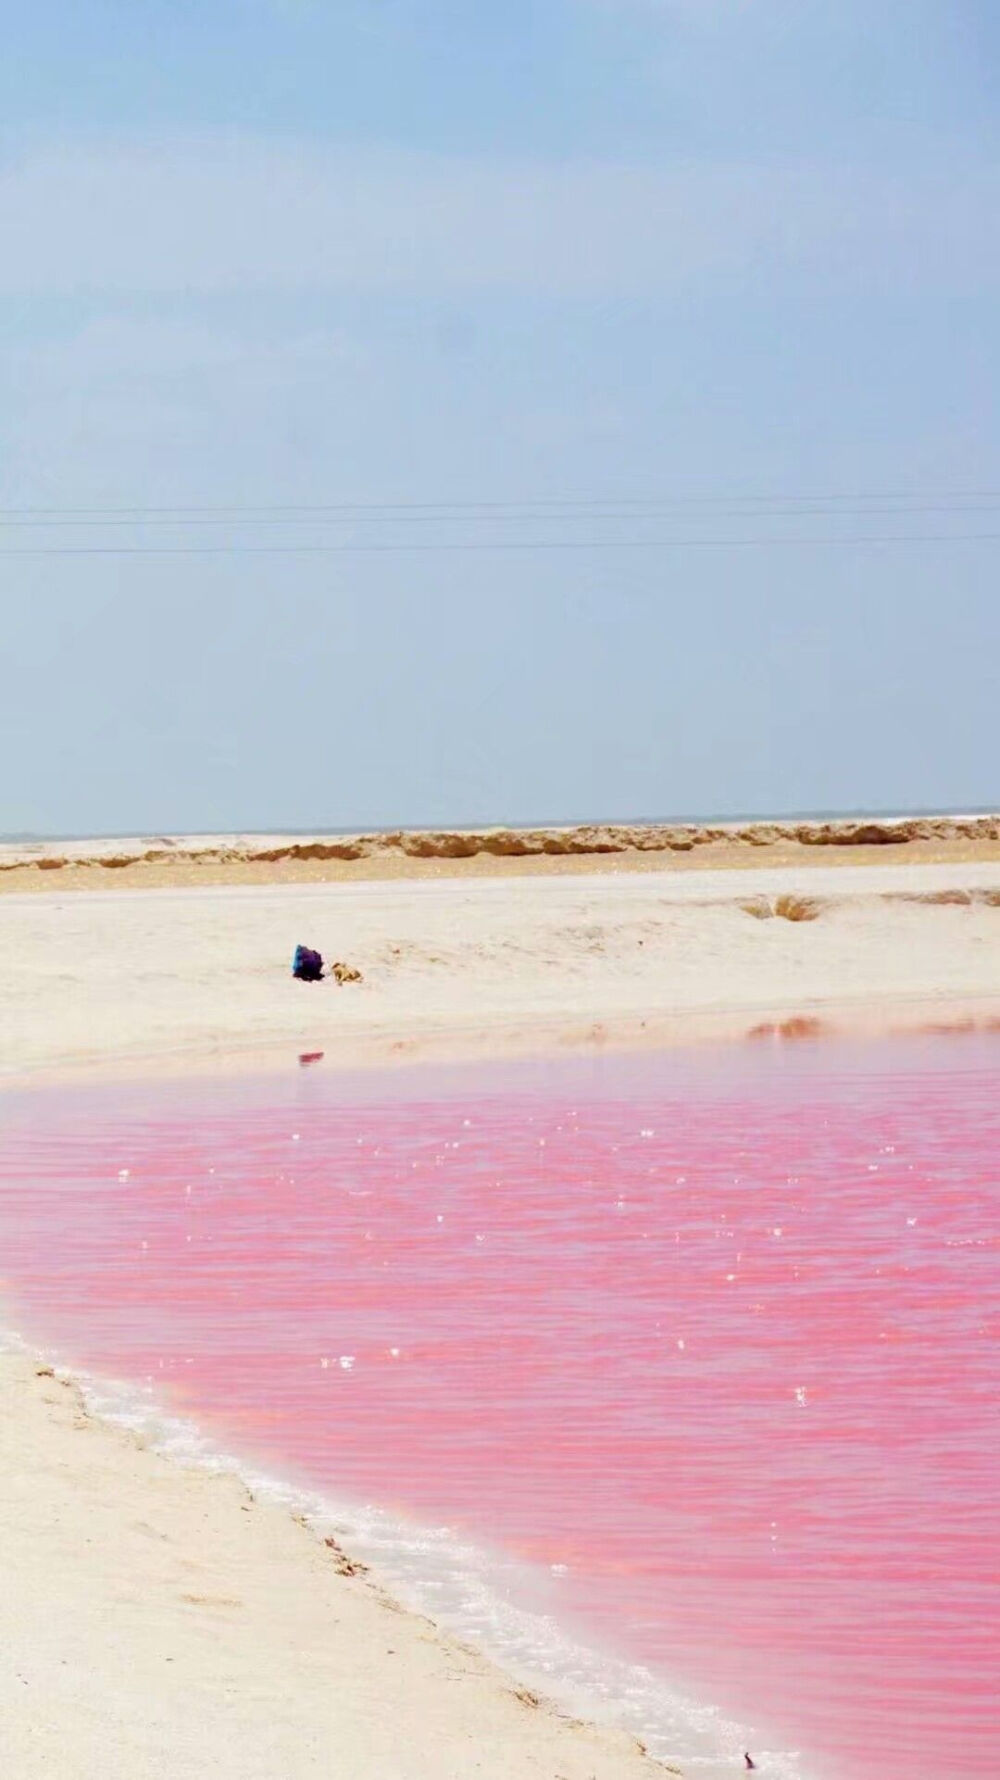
[1,1034,997,1780]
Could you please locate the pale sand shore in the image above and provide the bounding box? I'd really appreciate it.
[0,1349,663,1780]
[3,826,999,1777]
[2,848,999,1084]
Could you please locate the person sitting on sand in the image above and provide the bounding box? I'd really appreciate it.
[292,943,324,982]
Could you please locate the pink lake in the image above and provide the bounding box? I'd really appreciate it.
[1,1034,997,1780]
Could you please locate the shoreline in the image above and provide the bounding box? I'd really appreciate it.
[6,989,1000,1098]
[0,1342,674,1780]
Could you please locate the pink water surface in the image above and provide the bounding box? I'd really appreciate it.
[1,1036,998,1779]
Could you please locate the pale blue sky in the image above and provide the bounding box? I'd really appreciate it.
[1,2,998,833]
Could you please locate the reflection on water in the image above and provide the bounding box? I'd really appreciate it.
[1,1035,998,1780]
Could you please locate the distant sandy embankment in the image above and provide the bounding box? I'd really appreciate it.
[2,812,998,893]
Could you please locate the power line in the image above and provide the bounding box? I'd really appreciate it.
[2,487,1000,518]
[3,533,1000,557]
[3,502,1000,529]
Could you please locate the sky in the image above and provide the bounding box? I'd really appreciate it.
[1,1,998,834]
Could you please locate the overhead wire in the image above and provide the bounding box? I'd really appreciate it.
[3,502,1000,529]
[2,487,998,554]
[3,533,1000,557]
[2,485,1000,517]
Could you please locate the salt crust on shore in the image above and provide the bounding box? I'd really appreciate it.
[2,834,999,1777]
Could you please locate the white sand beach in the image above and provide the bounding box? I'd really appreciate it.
[2,832,999,1083]
[0,1348,663,1780]
[2,820,999,1778]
